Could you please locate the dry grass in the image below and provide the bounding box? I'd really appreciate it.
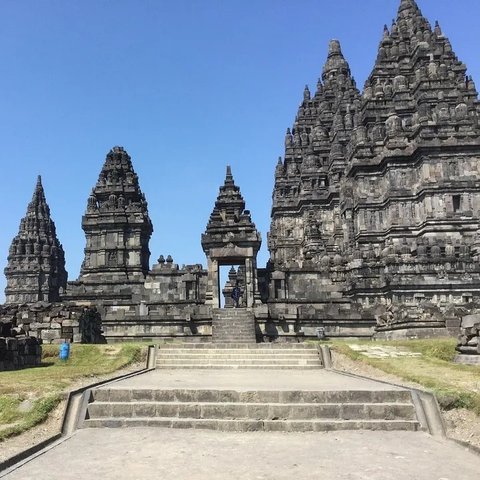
[329,338,480,414]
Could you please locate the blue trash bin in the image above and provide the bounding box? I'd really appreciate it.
[59,342,70,361]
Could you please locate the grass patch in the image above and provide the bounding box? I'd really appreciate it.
[328,339,480,416]
[0,343,147,441]
[0,395,62,441]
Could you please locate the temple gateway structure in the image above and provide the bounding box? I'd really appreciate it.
[3,0,480,345]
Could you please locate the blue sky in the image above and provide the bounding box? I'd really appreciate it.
[1,0,479,301]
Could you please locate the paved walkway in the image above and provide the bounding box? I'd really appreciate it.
[3,428,479,479]
[102,368,404,391]
[3,370,477,479]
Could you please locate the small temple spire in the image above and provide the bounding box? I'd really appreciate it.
[202,167,261,252]
[5,176,67,303]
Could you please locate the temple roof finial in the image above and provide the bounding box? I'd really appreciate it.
[328,39,342,56]
[225,165,234,184]
[323,39,351,80]
[31,175,47,205]
[304,85,311,101]
[397,0,422,20]
[399,0,419,10]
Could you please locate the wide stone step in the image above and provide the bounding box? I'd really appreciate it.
[83,417,419,432]
[157,344,317,349]
[155,364,322,369]
[87,401,417,421]
[156,358,321,365]
[93,389,414,404]
[156,353,321,359]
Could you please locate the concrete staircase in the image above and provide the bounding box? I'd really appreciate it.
[212,308,256,343]
[83,388,420,432]
[155,343,323,369]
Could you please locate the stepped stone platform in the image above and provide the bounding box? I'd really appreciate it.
[82,368,420,432]
[155,343,323,369]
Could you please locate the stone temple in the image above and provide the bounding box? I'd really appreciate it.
[3,0,480,345]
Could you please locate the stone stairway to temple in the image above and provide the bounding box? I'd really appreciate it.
[82,311,421,433]
[155,343,323,369]
[82,340,421,433]
[211,308,256,343]
[83,387,420,432]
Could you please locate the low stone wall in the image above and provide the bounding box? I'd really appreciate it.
[374,302,465,340]
[0,336,42,370]
[0,302,104,344]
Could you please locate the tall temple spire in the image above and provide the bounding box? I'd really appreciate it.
[78,146,153,285]
[269,39,360,268]
[4,176,67,304]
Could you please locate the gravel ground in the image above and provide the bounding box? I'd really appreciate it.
[0,362,145,463]
[332,350,480,451]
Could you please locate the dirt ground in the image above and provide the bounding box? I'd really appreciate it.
[332,351,480,451]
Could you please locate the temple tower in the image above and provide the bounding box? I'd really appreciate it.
[78,146,153,290]
[201,166,261,308]
[4,176,67,304]
[344,0,480,307]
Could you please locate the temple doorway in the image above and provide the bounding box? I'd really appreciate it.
[219,263,246,308]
